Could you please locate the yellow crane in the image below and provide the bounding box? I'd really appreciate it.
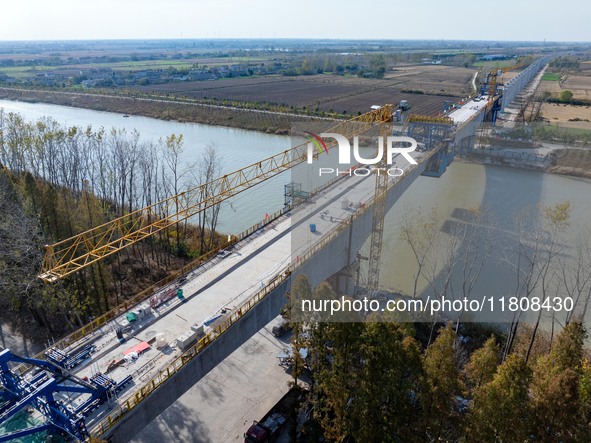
[486,61,528,97]
[39,105,394,284]
[366,114,393,292]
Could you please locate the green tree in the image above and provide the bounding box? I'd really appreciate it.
[578,358,591,440]
[464,336,500,389]
[530,323,586,441]
[369,54,386,79]
[287,275,310,388]
[531,366,580,442]
[423,324,462,439]
[352,323,425,443]
[468,354,532,442]
[314,322,364,442]
[560,90,574,102]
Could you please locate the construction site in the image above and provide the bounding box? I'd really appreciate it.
[0,50,562,442]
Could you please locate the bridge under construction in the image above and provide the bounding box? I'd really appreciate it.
[0,56,550,442]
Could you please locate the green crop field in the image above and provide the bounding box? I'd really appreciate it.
[0,56,271,79]
[472,59,517,69]
[541,72,560,81]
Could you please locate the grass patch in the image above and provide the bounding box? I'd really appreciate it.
[536,124,591,137]
[541,73,560,81]
[472,60,518,69]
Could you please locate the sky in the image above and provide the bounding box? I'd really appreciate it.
[1,0,590,42]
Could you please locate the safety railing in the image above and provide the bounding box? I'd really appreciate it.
[23,172,351,373]
[90,262,289,438]
[21,206,289,372]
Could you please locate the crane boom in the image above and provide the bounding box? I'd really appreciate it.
[39,105,393,283]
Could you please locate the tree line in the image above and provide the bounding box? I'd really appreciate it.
[289,275,591,442]
[283,198,591,441]
[0,110,224,341]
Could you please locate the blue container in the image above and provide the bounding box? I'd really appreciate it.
[310,223,316,233]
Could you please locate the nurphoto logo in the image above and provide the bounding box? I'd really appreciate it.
[305,132,418,177]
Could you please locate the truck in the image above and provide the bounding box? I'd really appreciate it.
[399,99,410,111]
[271,318,292,337]
[244,413,286,443]
[244,387,297,443]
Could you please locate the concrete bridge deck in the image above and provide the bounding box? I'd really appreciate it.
[3,57,553,441]
[48,149,426,439]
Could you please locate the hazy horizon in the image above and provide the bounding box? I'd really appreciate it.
[3,0,590,43]
[0,37,588,44]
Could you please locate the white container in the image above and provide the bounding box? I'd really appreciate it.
[155,333,167,349]
[341,198,349,209]
[190,323,204,336]
[177,330,198,351]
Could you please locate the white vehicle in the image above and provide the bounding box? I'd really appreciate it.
[217,249,231,258]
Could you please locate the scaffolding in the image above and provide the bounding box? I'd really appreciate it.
[284,182,310,207]
[404,115,455,177]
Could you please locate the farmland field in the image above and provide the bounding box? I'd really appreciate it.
[541,103,591,129]
[541,72,560,81]
[538,79,563,95]
[133,65,475,116]
[563,75,591,99]
[472,59,519,69]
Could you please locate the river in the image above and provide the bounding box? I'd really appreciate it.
[0,99,293,234]
[372,160,591,323]
[2,99,591,324]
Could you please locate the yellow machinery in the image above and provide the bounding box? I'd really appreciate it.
[486,61,528,97]
[39,105,394,283]
[365,112,393,292]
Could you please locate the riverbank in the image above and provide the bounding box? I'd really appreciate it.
[2,88,590,180]
[455,146,591,180]
[0,87,311,134]
[548,148,591,179]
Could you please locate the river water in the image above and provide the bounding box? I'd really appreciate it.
[0,99,293,234]
[375,160,591,309]
[2,99,591,322]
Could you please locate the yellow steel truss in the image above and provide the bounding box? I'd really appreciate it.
[406,114,454,125]
[39,105,393,283]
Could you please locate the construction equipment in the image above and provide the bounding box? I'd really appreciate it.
[481,61,529,99]
[39,105,393,283]
[44,344,95,370]
[477,62,529,125]
[0,349,131,442]
[366,110,394,293]
[404,114,455,177]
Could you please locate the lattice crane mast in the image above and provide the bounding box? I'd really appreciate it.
[366,111,393,293]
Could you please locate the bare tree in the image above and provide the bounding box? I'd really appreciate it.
[453,207,494,331]
[162,134,189,254]
[561,223,591,324]
[194,144,223,253]
[503,202,570,361]
[399,207,440,299]
[203,146,223,249]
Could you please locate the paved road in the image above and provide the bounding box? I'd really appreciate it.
[128,315,293,443]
